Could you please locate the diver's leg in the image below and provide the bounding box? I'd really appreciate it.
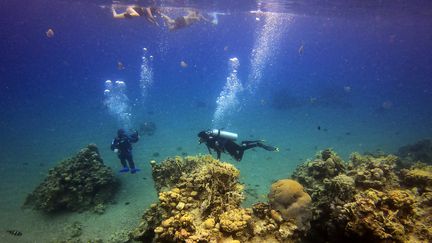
[240,141,260,150]
[118,154,129,172]
[257,142,279,152]
[241,140,279,152]
[235,150,244,161]
[126,153,135,169]
[242,140,264,144]
[112,6,127,18]
[225,142,245,161]
[127,153,140,173]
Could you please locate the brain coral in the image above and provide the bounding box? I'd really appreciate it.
[268,179,312,231]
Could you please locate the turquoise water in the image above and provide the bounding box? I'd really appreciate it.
[1,0,431,241]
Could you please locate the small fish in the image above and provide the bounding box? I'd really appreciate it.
[46,28,54,38]
[180,60,188,68]
[298,42,304,55]
[317,126,321,130]
[6,230,22,236]
[117,61,125,70]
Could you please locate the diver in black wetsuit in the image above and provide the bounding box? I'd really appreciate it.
[160,10,209,31]
[198,130,279,161]
[111,129,140,173]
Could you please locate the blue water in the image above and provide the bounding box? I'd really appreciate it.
[1,0,432,241]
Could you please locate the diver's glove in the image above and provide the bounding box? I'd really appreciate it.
[114,149,119,153]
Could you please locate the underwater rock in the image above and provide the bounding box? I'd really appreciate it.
[397,139,432,166]
[66,221,83,239]
[400,163,432,193]
[24,144,118,212]
[138,121,157,136]
[268,179,312,231]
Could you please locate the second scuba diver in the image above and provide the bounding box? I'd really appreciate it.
[111,129,140,173]
[198,129,279,161]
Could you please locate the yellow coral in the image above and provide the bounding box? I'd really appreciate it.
[203,218,215,229]
[220,209,251,233]
[343,188,417,241]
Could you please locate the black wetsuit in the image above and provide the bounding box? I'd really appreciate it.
[111,131,139,169]
[201,134,276,161]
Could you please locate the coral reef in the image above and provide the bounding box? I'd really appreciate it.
[268,179,312,231]
[291,148,432,242]
[220,208,252,233]
[291,149,348,240]
[150,156,205,192]
[348,153,400,190]
[132,155,311,242]
[339,188,421,241]
[292,149,345,192]
[24,144,118,212]
[129,147,432,243]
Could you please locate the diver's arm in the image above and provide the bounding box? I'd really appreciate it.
[112,7,126,18]
[112,6,139,18]
[110,138,118,150]
[129,130,139,143]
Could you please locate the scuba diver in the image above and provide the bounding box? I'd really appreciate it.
[111,129,140,173]
[160,9,209,31]
[198,129,279,161]
[112,5,160,26]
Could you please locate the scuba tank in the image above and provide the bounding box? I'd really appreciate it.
[210,129,238,141]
